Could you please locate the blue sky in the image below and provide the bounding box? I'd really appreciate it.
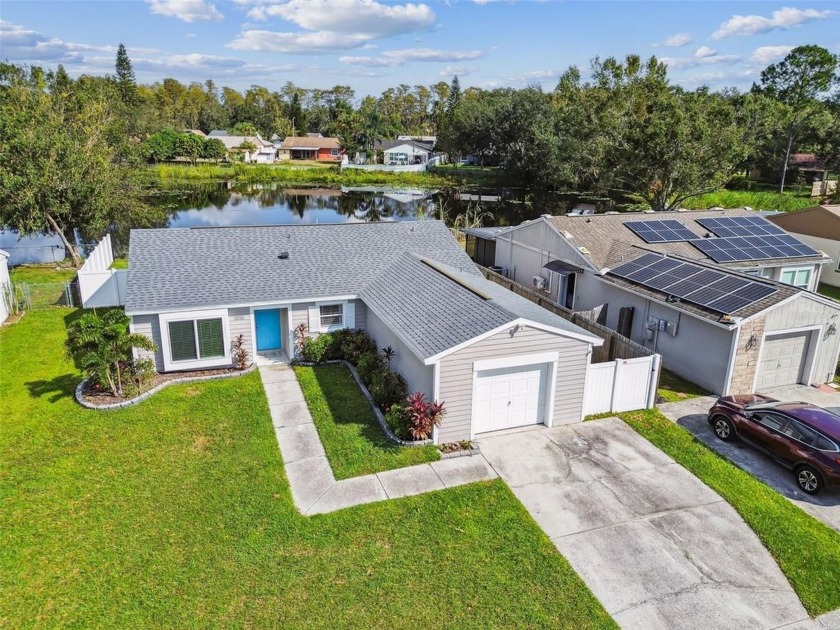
[1,1,838,97]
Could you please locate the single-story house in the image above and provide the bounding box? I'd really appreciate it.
[0,249,10,323]
[206,131,276,163]
[124,221,603,443]
[461,226,512,267]
[278,136,343,162]
[790,153,829,182]
[477,209,840,395]
[769,205,840,289]
[374,139,434,165]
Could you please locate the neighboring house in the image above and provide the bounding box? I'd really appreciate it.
[374,139,434,165]
[186,129,206,137]
[278,136,343,162]
[790,153,829,182]
[397,135,436,145]
[480,209,840,395]
[124,221,603,443]
[207,131,276,163]
[769,205,840,288]
[462,226,513,267]
[0,249,10,323]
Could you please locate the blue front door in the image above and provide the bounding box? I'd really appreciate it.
[255,309,282,351]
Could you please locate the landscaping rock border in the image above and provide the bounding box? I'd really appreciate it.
[75,363,257,410]
[294,359,433,447]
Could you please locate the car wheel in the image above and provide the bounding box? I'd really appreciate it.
[795,466,824,495]
[712,416,736,442]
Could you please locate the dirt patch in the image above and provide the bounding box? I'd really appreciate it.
[191,436,211,452]
[80,366,246,406]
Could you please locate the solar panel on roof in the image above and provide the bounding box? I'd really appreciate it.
[625,220,699,243]
[690,234,819,263]
[696,216,786,238]
[609,253,777,315]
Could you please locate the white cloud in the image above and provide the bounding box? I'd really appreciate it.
[243,0,434,37]
[229,29,369,53]
[340,48,483,67]
[750,45,795,65]
[148,0,223,23]
[438,64,477,77]
[658,32,692,47]
[712,7,835,39]
[0,20,108,62]
[660,53,740,70]
[694,46,716,58]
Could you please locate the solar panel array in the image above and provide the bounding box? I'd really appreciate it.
[624,220,700,243]
[696,216,786,237]
[689,216,819,263]
[609,253,778,314]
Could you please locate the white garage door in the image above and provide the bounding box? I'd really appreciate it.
[474,363,549,434]
[756,331,811,390]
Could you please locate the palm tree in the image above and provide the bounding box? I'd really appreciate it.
[66,310,157,396]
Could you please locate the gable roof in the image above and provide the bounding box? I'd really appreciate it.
[207,134,273,151]
[460,226,513,241]
[360,253,601,360]
[600,247,801,325]
[281,136,341,150]
[125,221,478,314]
[790,153,826,170]
[767,205,840,242]
[374,139,434,152]
[544,208,827,271]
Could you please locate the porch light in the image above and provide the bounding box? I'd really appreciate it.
[827,323,837,337]
[745,334,757,351]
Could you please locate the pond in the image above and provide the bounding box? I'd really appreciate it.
[2,182,602,265]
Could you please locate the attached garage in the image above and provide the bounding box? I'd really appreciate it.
[473,357,554,434]
[756,330,813,390]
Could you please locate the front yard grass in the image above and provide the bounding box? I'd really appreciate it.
[656,369,710,403]
[619,408,840,616]
[294,364,440,479]
[10,263,77,283]
[1,309,615,628]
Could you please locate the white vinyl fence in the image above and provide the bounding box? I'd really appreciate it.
[77,234,127,308]
[584,354,661,415]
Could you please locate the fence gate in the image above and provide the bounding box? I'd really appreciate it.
[13,281,79,310]
[584,355,661,415]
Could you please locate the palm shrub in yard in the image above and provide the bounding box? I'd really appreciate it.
[385,393,445,440]
[65,309,157,397]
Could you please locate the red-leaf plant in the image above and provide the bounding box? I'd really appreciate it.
[405,392,446,440]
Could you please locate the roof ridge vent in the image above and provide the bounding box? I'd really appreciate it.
[420,258,494,301]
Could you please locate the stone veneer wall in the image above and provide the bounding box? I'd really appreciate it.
[729,316,766,394]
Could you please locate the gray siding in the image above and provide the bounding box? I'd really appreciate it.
[765,294,840,385]
[438,326,590,443]
[351,298,367,330]
[229,307,252,360]
[131,314,164,369]
[365,307,433,398]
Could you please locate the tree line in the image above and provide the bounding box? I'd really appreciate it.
[0,44,837,264]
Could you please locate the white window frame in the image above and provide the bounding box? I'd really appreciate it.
[319,303,344,332]
[779,266,812,289]
[159,309,230,372]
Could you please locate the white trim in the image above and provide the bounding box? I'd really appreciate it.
[250,305,288,354]
[126,294,358,317]
[316,300,347,333]
[423,318,602,366]
[159,308,231,372]
[473,351,559,372]
[722,326,741,395]
[779,265,814,290]
[751,325,822,391]
[545,360,558,428]
[432,362,441,444]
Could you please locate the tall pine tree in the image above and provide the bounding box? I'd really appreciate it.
[115,43,137,106]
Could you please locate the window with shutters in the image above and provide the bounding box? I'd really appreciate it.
[320,304,343,329]
[168,318,225,362]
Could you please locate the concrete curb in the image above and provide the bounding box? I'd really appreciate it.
[293,359,433,447]
[75,363,257,410]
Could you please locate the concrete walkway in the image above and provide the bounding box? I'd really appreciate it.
[479,418,811,630]
[258,364,497,515]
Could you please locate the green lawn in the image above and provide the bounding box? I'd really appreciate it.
[656,369,710,403]
[818,283,840,302]
[1,310,615,628]
[293,364,439,479]
[619,409,840,616]
[9,264,77,283]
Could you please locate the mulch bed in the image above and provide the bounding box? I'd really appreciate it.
[80,367,243,406]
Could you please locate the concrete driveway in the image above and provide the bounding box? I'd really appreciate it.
[479,418,810,630]
[658,386,840,533]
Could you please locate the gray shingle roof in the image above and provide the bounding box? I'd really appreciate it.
[125,221,479,313]
[460,226,512,240]
[361,253,601,359]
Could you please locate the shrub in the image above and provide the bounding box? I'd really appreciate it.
[293,323,308,357]
[404,392,446,440]
[340,330,376,364]
[301,334,331,363]
[232,333,250,370]
[122,357,156,398]
[384,403,409,440]
[357,351,386,387]
[368,368,407,411]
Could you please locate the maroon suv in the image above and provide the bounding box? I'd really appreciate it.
[708,394,840,495]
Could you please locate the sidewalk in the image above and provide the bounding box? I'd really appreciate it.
[258,364,497,515]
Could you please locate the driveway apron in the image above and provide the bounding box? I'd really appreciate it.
[479,418,810,630]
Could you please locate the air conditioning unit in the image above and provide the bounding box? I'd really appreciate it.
[533,275,547,290]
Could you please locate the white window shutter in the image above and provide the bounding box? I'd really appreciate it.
[308,304,320,332]
[344,302,355,329]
